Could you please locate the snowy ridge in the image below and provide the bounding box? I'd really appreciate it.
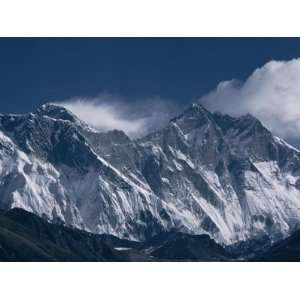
[1,102,300,245]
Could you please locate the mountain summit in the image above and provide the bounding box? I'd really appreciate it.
[0,102,300,245]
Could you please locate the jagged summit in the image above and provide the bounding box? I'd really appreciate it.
[185,102,210,114]
[35,102,103,135]
[173,102,259,123]
[212,110,266,136]
[169,102,267,140]
[171,102,210,122]
[36,102,79,123]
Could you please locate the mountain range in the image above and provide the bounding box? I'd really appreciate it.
[1,102,300,260]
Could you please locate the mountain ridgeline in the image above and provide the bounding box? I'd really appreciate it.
[1,102,300,260]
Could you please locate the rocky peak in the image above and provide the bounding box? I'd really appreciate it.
[212,111,268,137]
[35,103,79,123]
[99,129,131,144]
[170,103,212,135]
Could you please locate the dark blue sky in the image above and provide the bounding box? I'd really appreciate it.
[1,38,300,114]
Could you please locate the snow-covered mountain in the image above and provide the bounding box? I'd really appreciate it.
[1,102,300,246]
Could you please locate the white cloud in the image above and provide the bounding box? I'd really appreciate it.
[57,58,300,145]
[199,58,300,145]
[59,94,181,138]
[61,98,146,137]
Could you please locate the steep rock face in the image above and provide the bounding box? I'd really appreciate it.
[136,104,300,244]
[0,105,164,241]
[0,103,300,245]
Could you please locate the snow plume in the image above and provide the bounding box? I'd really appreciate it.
[200,58,300,147]
[59,94,181,138]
